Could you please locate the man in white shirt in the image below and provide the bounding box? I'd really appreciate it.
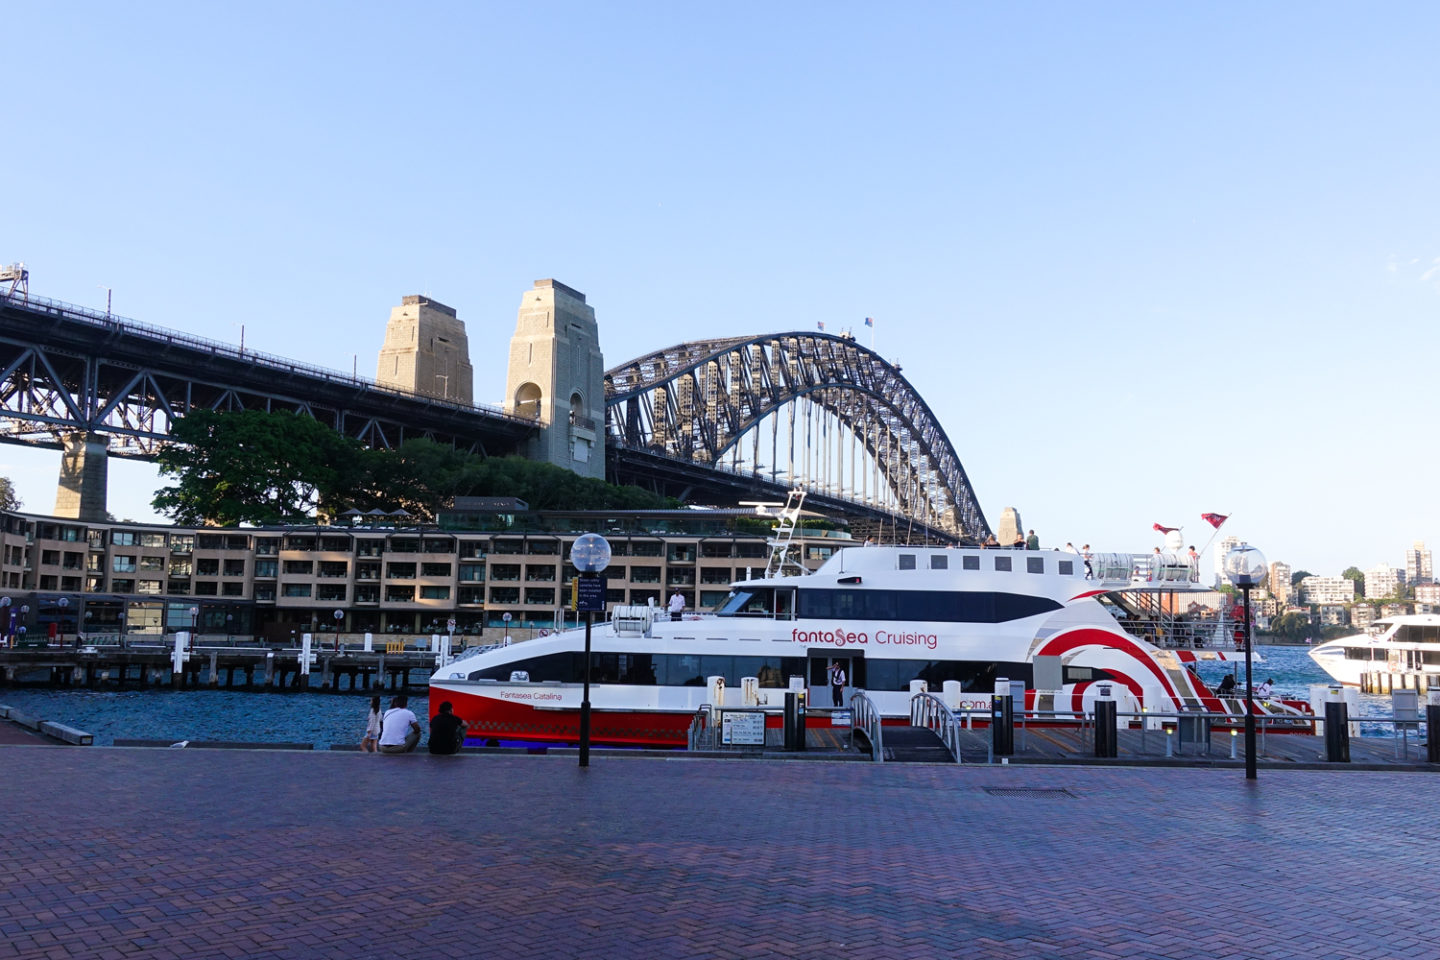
[668,591,686,621]
[378,694,422,754]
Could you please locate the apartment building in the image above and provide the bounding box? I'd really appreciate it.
[4,506,853,642]
[1405,541,1433,585]
[1268,561,1291,605]
[1298,576,1354,606]
[1364,564,1401,600]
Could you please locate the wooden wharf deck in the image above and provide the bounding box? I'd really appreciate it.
[0,645,442,692]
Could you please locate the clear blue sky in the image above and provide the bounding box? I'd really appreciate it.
[6,2,1439,579]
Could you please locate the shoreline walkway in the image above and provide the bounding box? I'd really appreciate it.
[2,746,1437,959]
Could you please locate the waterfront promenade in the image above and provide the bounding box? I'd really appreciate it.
[2,747,1436,959]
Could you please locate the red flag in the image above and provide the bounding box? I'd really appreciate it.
[1201,513,1228,529]
[1153,523,1178,533]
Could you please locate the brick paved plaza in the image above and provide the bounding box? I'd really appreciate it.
[1,747,1436,960]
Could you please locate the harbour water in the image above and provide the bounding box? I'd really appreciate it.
[0,644,1369,749]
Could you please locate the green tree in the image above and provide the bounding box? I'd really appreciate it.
[1266,611,1313,642]
[1290,570,1312,586]
[1341,566,1365,598]
[153,409,367,525]
[0,477,21,512]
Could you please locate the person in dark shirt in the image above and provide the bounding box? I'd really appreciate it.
[428,701,466,755]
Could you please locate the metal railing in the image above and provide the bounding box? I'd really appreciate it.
[850,690,884,762]
[909,692,963,762]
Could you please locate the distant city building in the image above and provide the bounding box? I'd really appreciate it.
[1364,564,1401,600]
[1299,576,1355,605]
[1317,605,1348,626]
[1268,561,1292,605]
[1213,535,1241,587]
[1405,541,1433,585]
[1381,602,1410,619]
[1415,583,1440,604]
[1351,604,1376,628]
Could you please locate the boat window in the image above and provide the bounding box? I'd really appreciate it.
[931,555,948,570]
[468,652,808,687]
[796,588,1061,623]
[1027,557,1044,574]
[962,555,979,571]
[864,659,1027,692]
[898,554,916,570]
[1058,560,1074,576]
[714,589,774,617]
[994,556,1012,572]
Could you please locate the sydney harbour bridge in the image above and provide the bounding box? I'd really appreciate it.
[0,280,991,543]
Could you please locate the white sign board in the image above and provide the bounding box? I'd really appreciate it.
[720,711,766,746]
[830,709,852,728]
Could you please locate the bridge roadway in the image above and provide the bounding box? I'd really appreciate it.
[0,746,1434,959]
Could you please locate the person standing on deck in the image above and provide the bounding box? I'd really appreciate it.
[668,590,686,621]
[828,660,847,707]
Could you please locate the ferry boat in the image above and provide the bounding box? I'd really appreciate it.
[1309,614,1440,691]
[429,503,1302,747]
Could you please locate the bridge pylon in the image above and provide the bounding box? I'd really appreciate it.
[54,432,110,522]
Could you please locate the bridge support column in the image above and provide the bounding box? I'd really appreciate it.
[54,432,110,522]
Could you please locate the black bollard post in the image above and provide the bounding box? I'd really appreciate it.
[1094,699,1118,758]
[1427,703,1440,763]
[1324,700,1350,763]
[991,693,1014,756]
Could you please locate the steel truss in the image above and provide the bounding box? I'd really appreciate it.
[605,332,990,540]
[0,295,534,458]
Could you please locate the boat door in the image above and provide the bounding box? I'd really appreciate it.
[808,652,855,710]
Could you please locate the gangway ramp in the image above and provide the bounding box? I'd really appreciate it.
[880,726,955,763]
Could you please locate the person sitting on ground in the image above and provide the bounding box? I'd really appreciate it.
[428,701,466,755]
[1215,674,1237,697]
[378,694,422,754]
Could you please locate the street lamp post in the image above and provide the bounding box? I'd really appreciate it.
[0,596,11,648]
[1224,543,1267,781]
[569,533,612,768]
[58,597,70,649]
[189,606,199,650]
[334,609,344,653]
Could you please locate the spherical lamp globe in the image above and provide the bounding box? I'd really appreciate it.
[570,533,612,575]
[1223,544,1268,589]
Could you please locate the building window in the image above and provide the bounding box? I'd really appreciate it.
[254,559,277,578]
[284,560,313,576]
[387,563,417,580]
[112,556,137,573]
[137,580,163,595]
[139,556,165,572]
[459,564,485,582]
[169,559,192,576]
[222,582,245,597]
[112,531,138,546]
[193,582,218,596]
[197,558,219,576]
[111,578,135,592]
[421,562,452,577]
[140,533,166,548]
[282,584,313,598]
[420,585,451,600]
[254,584,276,602]
[385,585,415,603]
[317,584,347,602]
[170,535,194,553]
[223,559,246,577]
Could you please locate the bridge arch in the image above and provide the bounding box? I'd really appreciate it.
[604,331,991,540]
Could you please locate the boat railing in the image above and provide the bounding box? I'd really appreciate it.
[849,691,885,763]
[1112,617,1228,651]
[1091,551,1200,587]
[908,692,962,763]
[687,706,715,750]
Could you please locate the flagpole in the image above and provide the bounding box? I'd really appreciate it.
[1195,514,1232,563]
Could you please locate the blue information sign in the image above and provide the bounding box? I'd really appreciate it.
[576,576,607,612]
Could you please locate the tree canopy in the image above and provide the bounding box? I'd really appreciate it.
[152,411,675,526]
[0,477,20,512]
[1341,566,1365,598]
[153,409,368,525]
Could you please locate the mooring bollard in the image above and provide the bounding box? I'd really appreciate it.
[991,684,1014,757]
[1230,728,1238,760]
[1164,725,1174,758]
[1324,698,1350,763]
